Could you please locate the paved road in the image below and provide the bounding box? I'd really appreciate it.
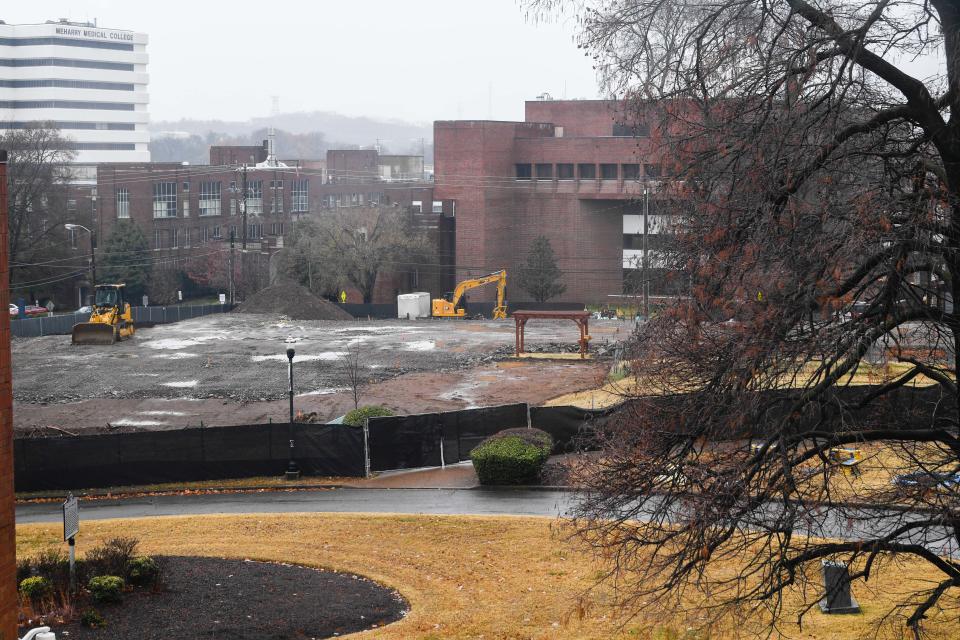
[16,488,575,524]
[16,488,956,558]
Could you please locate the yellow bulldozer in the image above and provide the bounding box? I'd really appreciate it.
[432,270,507,319]
[71,283,136,345]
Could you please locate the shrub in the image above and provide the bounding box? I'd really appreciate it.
[343,405,395,426]
[83,537,138,580]
[18,576,51,600]
[88,576,124,603]
[81,608,107,629]
[471,428,553,485]
[127,556,158,586]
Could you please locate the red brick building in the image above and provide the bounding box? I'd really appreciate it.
[96,147,453,303]
[434,99,668,304]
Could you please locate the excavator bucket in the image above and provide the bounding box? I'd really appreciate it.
[71,322,117,345]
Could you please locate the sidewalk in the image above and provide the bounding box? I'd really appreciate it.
[347,462,479,489]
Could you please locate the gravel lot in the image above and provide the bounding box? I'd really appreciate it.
[12,313,629,433]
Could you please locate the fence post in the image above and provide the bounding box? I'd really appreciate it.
[363,420,371,477]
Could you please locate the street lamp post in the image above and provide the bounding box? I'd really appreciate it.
[65,224,96,302]
[285,348,300,480]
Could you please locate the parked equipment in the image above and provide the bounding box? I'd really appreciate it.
[432,270,507,319]
[71,284,135,345]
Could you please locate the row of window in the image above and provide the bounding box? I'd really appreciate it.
[321,192,384,208]
[411,200,444,214]
[0,58,134,71]
[0,36,134,51]
[516,163,663,180]
[0,100,135,110]
[128,181,310,220]
[151,223,285,249]
[65,142,135,150]
[0,120,136,130]
[0,79,134,91]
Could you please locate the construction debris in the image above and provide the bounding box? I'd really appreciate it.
[235,280,353,321]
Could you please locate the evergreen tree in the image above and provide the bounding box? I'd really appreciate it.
[99,221,152,300]
[516,236,566,302]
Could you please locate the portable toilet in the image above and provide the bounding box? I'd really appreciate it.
[398,292,431,319]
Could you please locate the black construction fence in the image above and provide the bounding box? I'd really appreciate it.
[10,303,235,338]
[366,402,613,472]
[15,422,364,491]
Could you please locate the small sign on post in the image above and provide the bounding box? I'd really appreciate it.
[63,494,79,591]
[219,293,226,304]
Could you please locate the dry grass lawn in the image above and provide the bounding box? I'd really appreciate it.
[16,514,957,639]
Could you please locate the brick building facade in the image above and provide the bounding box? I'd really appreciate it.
[434,99,668,304]
[95,148,454,303]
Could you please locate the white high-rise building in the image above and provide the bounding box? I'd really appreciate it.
[0,18,150,172]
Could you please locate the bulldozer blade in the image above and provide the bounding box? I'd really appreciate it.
[71,323,117,345]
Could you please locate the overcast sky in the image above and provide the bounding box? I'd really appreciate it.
[5,1,601,124]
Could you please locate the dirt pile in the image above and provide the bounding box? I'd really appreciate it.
[235,281,353,320]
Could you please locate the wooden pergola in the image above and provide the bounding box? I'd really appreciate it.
[512,310,592,359]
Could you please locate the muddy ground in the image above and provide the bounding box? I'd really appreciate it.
[12,314,630,433]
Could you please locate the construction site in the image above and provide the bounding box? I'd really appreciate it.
[11,301,628,436]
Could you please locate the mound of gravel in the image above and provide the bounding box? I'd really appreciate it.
[235,281,354,320]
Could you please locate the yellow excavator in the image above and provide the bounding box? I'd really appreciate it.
[432,270,507,319]
[71,283,136,345]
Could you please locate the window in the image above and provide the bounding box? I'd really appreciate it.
[152,182,177,218]
[153,229,167,249]
[578,163,596,180]
[557,163,574,180]
[350,193,361,206]
[213,225,221,239]
[171,228,180,248]
[269,179,284,189]
[182,200,190,217]
[613,122,650,137]
[644,163,662,178]
[622,164,641,181]
[600,164,618,180]
[291,180,308,212]
[116,187,130,218]
[271,193,284,214]
[411,200,423,213]
[229,180,237,191]
[246,180,263,215]
[515,163,533,180]
[183,228,191,248]
[278,222,284,235]
[230,198,237,215]
[182,181,190,192]
[229,225,237,240]
[432,201,443,214]
[201,227,209,244]
[535,164,553,179]
[199,181,221,216]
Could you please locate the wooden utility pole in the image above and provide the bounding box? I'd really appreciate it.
[240,164,248,251]
[229,229,236,304]
[0,150,18,639]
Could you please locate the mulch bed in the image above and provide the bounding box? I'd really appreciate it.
[50,556,407,639]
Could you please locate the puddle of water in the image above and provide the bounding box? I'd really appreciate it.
[297,387,348,397]
[404,340,436,351]
[146,335,226,350]
[161,380,199,388]
[153,352,197,360]
[111,418,165,427]
[137,410,188,416]
[251,352,346,362]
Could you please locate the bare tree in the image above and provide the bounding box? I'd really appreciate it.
[287,205,433,303]
[533,0,960,636]
[341,338,367,411]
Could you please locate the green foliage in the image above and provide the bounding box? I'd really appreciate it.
[343,405,395,426]
[88,575,124,603]
[127,556,159,586]
[18,576,52,600]
[471,428,553,485]
[84,537,139,580]
[80,608,107,629]
[17,548,68,586]
[100,221,152,299]
[516,235,567,302]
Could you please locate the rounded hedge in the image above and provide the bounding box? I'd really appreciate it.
[470,428,553,486]
[19,576,51,600]
[343,405,395,426]
[127,556,158,586]
[88,575,124,603]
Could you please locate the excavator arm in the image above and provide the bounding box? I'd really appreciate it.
[432,270,507,319]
